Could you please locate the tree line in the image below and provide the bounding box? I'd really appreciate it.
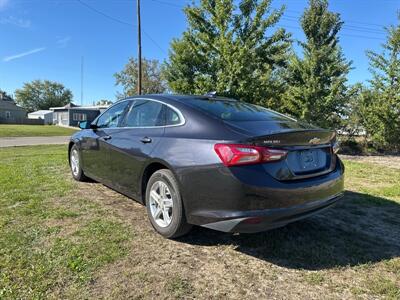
[5,0,399,152]
[1,80,111,113]
[116,0,399,152]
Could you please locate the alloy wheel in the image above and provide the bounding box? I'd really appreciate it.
[70,149,80,177]
[149,181,174,227]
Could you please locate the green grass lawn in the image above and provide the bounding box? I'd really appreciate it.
[0,125,78,137]
[0,146,399,299]
[0,146,131,298]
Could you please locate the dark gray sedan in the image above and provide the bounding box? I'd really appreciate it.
[69,94,344,238]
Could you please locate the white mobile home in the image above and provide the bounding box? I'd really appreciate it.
[27,110,54,124]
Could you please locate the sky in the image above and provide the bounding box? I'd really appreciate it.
[0,0,399,105]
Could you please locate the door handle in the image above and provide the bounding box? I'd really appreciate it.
[140,137,152,144]
[102,135,112,141]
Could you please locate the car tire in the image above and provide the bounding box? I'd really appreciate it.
[69,144,88,182]
[145,169,192,238]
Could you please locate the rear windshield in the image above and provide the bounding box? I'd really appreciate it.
[185,98,294,122]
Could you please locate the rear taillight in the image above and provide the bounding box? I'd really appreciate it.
[214,143,287,167]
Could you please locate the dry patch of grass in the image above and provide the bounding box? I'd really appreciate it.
[1,146,399,299]
[366,276,399,299]
[340,154,400,170]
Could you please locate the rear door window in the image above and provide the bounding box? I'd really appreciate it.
[123,100,164,127]
[164,106,181,126]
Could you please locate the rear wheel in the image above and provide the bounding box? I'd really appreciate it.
[145,169,192,238]
[69,144,88,182]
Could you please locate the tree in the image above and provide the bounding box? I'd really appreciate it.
[359,15,400,151]
[115,58,167,97]
[339,83,378,140]
[283,0,352,129]
[163,0,291,109]
[0,90,13,101]
[95,99,113,106]
[15,80,73,112]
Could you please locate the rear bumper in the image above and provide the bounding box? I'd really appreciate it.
[201,193,343,233]
[180,157,345,232]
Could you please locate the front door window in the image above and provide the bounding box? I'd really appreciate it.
[96,101,130,128]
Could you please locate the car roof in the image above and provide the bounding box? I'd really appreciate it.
[120,94,238,104]
[164,94,237,102]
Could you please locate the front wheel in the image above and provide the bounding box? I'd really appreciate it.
[145,169,192,238]
[69,144,88,182]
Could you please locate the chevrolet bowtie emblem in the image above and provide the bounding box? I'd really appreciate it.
[309,137,321,145]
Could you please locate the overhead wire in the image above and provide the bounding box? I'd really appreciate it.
[76,0,168,55]
[76,0,388,47]
[150,0,389,41]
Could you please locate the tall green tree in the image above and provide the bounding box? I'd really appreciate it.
[283,0,351,129]
[115,58,167,98]
[15,80,73,112]
[360,15,400,151]
[163,0,291,108]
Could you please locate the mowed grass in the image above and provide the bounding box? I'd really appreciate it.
[0,146,399,299]
[0,146,131,298]
[0,125,78,137]
[345,160,400,202]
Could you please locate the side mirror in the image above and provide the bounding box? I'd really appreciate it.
[90,123,98,130]
[78,121,88,130]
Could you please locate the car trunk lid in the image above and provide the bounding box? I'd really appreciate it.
[224,120,337,180]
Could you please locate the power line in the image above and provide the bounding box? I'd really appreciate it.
[282,18,386,36]
[340,33,385,41]
[149,0,390,37]
[282,15,387,35]
[75,0,167,55]
[283,8,387,28]
[150,0,187,9]
[142,33,167,55]
[76,0,388,48]
[76,0,132,26]
[282,24,386,41]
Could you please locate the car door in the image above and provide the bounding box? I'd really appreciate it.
[80,101,130,185]
[106,99,166,198]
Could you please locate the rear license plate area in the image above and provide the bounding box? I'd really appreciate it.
[299,149,320,171]
[285,147,330,175]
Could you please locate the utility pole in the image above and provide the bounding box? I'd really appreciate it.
[81,56,84,105]
[137,0,142,95]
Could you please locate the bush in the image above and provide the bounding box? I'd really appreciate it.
[338,138,364,155]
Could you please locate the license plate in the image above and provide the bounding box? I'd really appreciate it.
[299,149,319,170]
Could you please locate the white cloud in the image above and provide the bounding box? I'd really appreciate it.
[0,0,9,10]
[0,16,31,28]
[57,36,71,48]
[3,47,46,62]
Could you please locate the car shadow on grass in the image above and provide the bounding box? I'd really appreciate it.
[178,191,400,270]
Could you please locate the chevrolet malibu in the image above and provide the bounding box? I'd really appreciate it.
[68,94,344,238]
